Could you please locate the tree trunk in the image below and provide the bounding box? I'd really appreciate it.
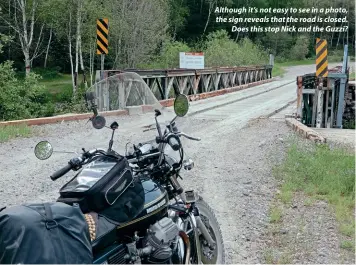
[44,28,52,68]
[336,22,342,48]
[68,13,75,94]
[79,38,87,88]
[69,39,75,94]
[74,0,81,93]
[89,39,94,86]
[24,48,31,75]
[203,1,214,36]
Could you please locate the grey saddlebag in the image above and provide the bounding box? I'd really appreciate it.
[0,202,93,264]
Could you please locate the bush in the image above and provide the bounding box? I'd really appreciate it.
[139,40,191,69]
[0,61,55,120]
[33,67,62,80]
[289,35,310,60]
[140,31,268,69]
[204,30,268,67]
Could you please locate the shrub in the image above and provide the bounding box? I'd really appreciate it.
[204,30,268,67]
[139,40,191,69]
[289,35,310,60]
[0,61,55,120]
[33,67,62,80]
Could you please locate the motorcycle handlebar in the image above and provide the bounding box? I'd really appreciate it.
[168,135,180,151]
[178,132,201,141]
[50,163,73,181]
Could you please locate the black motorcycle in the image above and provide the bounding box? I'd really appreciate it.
[33,72,225,264]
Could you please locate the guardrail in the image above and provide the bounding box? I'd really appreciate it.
[95,65,273,101]
[296,46,351,128]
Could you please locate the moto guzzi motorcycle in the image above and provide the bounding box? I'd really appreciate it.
[33,72,225,264]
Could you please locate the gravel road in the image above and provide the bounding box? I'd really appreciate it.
[0,62,349,263]
[0,78,295,263]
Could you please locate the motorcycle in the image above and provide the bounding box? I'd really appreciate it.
[33,72,225,264]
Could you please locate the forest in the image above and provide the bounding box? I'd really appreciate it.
[0,0,354,121]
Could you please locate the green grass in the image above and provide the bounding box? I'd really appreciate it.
[340,240,354,250]
[0,125,32,142]
[40,73,74,103]
[272,59,315,77]
[277,59,315,67]
[263,249,275,264]
[272,63,286,77]
[274,142,355,248]
[269,206,283,223]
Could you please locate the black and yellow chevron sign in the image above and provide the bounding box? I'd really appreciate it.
[316,38,328,77]
[96,18,109,55]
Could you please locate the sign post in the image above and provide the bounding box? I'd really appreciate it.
[96,18,109,111]
[315,38,328,128]
[96,18,109,72]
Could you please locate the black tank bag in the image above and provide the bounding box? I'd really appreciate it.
[58,155,134,213]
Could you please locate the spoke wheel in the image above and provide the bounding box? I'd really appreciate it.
[192,196,225,264]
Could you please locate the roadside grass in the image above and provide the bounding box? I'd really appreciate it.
[269,206,283,223]
[274,141,355,249]
[272,59,314,77]
[40,74,73,102]
[341,240,354,250]
[277,59,315,67]
[272,63,286,77]
[263,247,293,264]
[0,125,32,142]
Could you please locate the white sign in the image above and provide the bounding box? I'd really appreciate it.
[179,52,204,69]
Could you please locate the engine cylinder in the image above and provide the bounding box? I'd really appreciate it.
[144,217,179,263]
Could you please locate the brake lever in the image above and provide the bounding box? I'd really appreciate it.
[178,132,201,141]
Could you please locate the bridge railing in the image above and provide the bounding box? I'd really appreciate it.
[95,65,273,103]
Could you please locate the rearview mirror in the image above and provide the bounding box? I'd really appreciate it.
[92,115,106,129]
[34,141,53,160]
[174,94,189,117]
[85,92,95,101]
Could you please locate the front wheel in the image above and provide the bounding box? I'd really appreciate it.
[192,196,225,264]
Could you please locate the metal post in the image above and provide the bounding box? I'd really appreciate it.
[101,54,105,71]
[311,89,318,127]
[336,45,348,128]
[325,86,330,127]
[316,77,324,128]
[330,79,335,127]
[269,54,274,66]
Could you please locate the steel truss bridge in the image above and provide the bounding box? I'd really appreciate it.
[95,65,273,101]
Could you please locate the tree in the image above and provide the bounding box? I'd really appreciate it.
[0,0,45,75]
[108,0,170,69]
[41,0,106,93]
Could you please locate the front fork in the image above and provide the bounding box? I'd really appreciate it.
[170,190,216,263]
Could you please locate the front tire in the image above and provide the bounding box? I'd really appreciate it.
[194,196,225,264]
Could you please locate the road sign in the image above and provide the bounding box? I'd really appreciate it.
[179,52,204,69]
[316,38,328,77]
[96,18,109,55]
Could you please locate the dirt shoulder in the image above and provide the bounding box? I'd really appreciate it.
[258,130,355,264]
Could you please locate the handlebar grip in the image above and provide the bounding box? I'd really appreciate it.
[50,163,73,181]
[168,136,180,151]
